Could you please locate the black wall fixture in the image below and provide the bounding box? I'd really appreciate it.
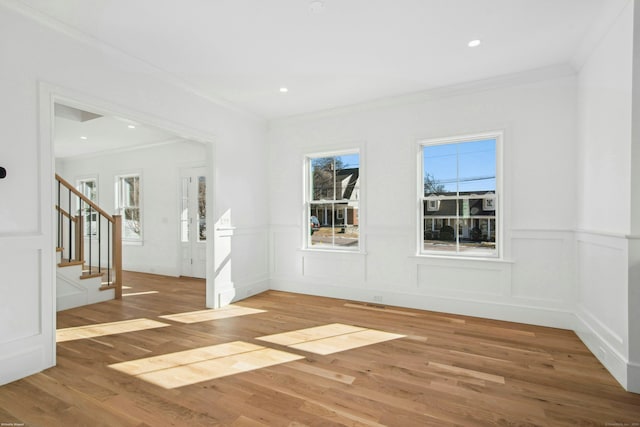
[0,167,6,179]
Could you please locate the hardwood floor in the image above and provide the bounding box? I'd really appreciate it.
[1,271,639,426]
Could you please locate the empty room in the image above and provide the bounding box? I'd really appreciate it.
[1,0,640,425]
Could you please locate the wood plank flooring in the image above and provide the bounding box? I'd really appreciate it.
[1,271,639,426]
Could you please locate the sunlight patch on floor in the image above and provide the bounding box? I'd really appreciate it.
[109,341,303,388]
[256,323,405,355]
[56,318,170,342]
[158,305,266,324]
[123,291,159,297]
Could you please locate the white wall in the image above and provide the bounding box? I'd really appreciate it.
[0,3,269,385]
[269,68,579,329]
[575,0,636,391]
[57,141,207,277]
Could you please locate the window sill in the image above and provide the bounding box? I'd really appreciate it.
[298,248,367,256]
[411,254,513,263]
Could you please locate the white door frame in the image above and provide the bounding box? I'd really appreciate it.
[40,82,220,363]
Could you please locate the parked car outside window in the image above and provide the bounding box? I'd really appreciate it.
[310,215,320,235]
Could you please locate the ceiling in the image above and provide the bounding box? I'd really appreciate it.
[54,104,180,158]
[19,0,614,120]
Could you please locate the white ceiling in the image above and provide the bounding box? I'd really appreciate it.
[54,104,179,158]
[19,0,613,120]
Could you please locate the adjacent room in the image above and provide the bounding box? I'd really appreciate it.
[1,0,639,425]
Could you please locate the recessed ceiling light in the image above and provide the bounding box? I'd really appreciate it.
[80,136,88,140]
[280,87,289,93]
[128,124,136,129]
[468,39,481,48]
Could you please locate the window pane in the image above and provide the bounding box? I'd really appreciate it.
[333,202,359,248]
[311,157,336,200]
[461,197,497,255]
[180,177,189,243]
[123,176,140,208]
[123,207,141,239]
[116,174,141,241]
[198,176,206,242]
[309,203,332,247]
[335,154,360,201]
[423,144,456,196]
[457,139,496,193]
[423,214,458,253]
[309,203,359,249]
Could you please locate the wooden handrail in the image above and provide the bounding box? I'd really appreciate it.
[55,205,77,222]
[55,174,114,222]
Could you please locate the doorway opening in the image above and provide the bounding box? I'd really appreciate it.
[51,96,215,313]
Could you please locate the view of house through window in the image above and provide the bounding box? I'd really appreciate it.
[115,174,142,241]
[420,135,498,256]
[307,152,360,250]
[76,177,98,237]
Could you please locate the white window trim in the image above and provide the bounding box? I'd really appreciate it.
[75,174,99,204]
[115,172,143,245]
[416,131,503,259]
[303,148,363,252]
[75,175,99,238]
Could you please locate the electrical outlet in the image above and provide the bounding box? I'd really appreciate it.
[373,295,383,302]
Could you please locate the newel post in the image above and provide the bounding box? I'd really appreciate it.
[113,214,123,299]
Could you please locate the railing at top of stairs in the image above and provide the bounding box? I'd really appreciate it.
[55,174,122,299]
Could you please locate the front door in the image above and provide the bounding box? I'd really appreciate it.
[180,167,207,278]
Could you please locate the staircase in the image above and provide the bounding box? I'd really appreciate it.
[55,174,122,311]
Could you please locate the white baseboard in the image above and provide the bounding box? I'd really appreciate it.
[574,309,632,392]
[269,278,575,329]
[0,345,48,386]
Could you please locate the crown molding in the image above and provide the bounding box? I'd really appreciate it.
[56,137,195,161]
[570,0,632,71]
[270,63,577,126]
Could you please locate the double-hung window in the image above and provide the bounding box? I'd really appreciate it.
[115,173,142,242]
[419,133,500,257]
[305,151,360,250]
[76,177,98,237]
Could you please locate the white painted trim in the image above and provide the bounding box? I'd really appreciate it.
[58,137,190,161]
[272,64,576,124]
[575,228,630,239]
[571,0,634,71]
[574,308,630,391]
[270,278,576,330]
[409,255,513,264]
[628,362,640,394]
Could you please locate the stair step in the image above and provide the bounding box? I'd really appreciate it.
[56,247,63,252]
[80,272,104,280]
[99,283,116,291]
[58,260,84,267]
